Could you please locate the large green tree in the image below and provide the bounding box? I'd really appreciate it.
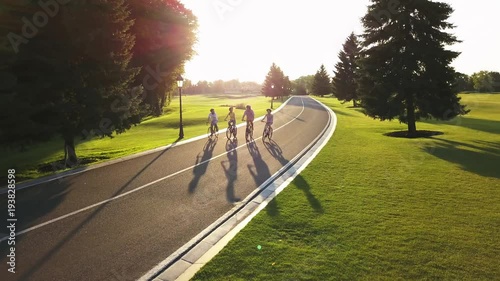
[129,0,198,116]
[358,0,468,136]
[262,63,289,108]
[491,72,500,92]
[312,64,331,97]
[292,75,314,95]
[454,72,474,93]
[471,71,500,92]
[333,32,361,107]
[0,0,144,166]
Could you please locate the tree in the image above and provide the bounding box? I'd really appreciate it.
[312,64,331,97]
[471,71,494,92]
[454,72,474,93]
[333,33,361,107]
[0,0,145,166]
[292,75,314,95]
[129,0,198,116]
[358,0,468,136]
[491,72,500,92]
[262,63,289,108]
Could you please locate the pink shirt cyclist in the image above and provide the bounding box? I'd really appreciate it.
[263,109,273,127]
[242,105,255,128]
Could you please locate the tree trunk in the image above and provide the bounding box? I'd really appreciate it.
[406,96,417,137]
[353,100,358,107]
[64,136,78,167]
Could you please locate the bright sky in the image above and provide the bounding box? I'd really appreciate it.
[180,0,500,84]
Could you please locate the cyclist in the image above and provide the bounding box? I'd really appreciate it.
[224,106,237,138]
[224,106,236,128]
[207,108,219,136]
[262,108,273,130]
[241,105,254,129]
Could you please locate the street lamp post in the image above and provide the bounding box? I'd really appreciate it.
[177,75,184,139]
[270,84,274,109]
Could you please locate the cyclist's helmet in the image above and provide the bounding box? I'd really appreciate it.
[229,107,233,111]
[210,108,214,112]
[266,109,271,113]
[246,105,251,109]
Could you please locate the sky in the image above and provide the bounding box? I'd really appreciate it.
[180,0,500,84]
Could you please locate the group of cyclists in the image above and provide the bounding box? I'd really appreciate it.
[206,105,273,140]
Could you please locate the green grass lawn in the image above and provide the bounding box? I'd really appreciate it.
[192,93,500,280]
[1,94,282,181]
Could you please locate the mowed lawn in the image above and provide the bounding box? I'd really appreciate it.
[1,94,281,181]
[192,94,500,280]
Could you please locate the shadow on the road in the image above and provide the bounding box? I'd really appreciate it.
[9,144,175,280]
[263,140,288,166]
[0,179,71,271]
[246,141,271,188]
[188,138,218,193]
[221,139,240,203]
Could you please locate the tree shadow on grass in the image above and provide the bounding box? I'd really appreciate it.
[332,110,357,117]
[423,117,500,135]
[424,138,500,179]
[385,131,444,138]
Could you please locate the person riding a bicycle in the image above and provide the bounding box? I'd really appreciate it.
[224,107,236,128]
[241,105,254,129]
[262,108,273,129]
[207,108,219,136]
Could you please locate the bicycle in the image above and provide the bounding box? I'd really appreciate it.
[262,123,273,141]
[244,121,253,141]
[207,122,218,139]
[225,120,237,140]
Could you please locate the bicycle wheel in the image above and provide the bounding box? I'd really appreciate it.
[226,127,232,140]
[262,127,268,139]
[232,127,237,139]
[268,127,273,140]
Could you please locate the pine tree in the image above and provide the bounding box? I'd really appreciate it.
[358,0,468,137]
[312,64,331,97]
[333,33,361,107]
[262,63,288,108]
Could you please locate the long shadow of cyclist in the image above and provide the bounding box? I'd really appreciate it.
[263,139,288,166]
[188,137,218,193]
[264,140,324,213]
[221,139,240,203]
[246,141,271,189]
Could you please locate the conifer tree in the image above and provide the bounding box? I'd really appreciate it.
[358,0,468,136]
[312,64,331,97]
[333,33,361,107]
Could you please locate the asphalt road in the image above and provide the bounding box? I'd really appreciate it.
[0,96,330,281]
